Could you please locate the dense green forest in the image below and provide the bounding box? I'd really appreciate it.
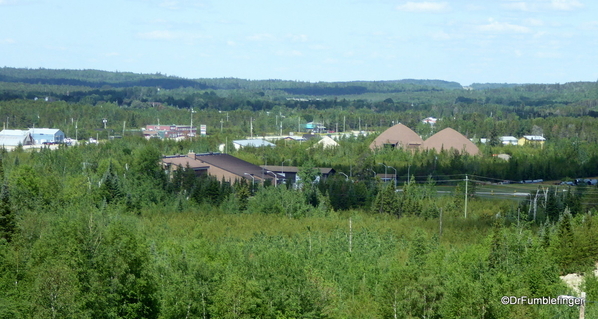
[1,68,598,318]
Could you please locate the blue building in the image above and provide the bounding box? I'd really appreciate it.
[29,128,65,144]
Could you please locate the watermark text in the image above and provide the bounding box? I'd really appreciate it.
[501,296,584,307]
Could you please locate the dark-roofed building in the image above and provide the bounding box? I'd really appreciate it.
[162,152,279,184]
[161,153,211,177]
[422,127,480,155]
[369,123,424,150]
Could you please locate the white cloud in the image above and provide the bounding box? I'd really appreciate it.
[396,2,450,13]
[502,0,583,11]
[138,30,178,40]
[308,44,329,51]
[533,31,547,38]
[503,2,533,11]
[525,18,544,26]
[246,33,276,41]
[1,38,15,44]
[550,0,583,10]
[150,0,210,10]
[477,19,531,33]
[104,52,119,57]
[580,21,598,30]
[276,50,303,57]
[465,4,485,10]
[285,34,308,42]
[535,51,561,58]
[136,30,208,42]
[430,30,455,40]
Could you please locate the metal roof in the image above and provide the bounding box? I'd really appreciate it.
[233,139,276,147]
[29,128,63,135]
[0,129,29,136]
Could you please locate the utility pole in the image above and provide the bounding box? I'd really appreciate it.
[439,208,443,238]
[464,175,469,218]
[349,218,353,254]
[189,108,195,138]
[343,116,346,132]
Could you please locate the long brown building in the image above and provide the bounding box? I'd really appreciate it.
[162,152,279,184]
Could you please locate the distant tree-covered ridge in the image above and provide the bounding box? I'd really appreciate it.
[0,67,462,93]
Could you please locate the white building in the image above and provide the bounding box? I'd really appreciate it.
[0,130,34,146]
[500,136,519,145]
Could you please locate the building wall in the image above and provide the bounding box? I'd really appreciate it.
[32,131,65,144]
[518,138,545,147]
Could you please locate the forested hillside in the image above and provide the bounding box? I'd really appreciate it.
[1,68,598,318]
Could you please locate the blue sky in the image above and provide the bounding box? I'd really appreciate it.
[1,0,597,85]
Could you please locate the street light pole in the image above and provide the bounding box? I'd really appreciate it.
[388,165,397,189]
[379,163,389,184]
[366,168,376,178]
[244,173,255,192]
[339,172,349,181]
[266,170,277,187]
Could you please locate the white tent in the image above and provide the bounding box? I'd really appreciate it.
[316,136,339,149]
[0,130,34,146]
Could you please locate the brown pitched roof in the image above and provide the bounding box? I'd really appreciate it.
[261,165,335,175]
[194,153,271,180]
[370,123,424,150]
[422,127,479,155]
[162,155,210,170]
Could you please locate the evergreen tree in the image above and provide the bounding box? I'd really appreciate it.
[0,183,15,243]
[98,161,123,204]
[372,184,400,216]
[552,210,575,273]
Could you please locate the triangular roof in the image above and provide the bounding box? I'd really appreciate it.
[233,139,276,147]
[316,136,339,149]
[369,123,424,150]
[422,127,479,155]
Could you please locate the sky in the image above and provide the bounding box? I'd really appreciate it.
[1,0,597,85]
